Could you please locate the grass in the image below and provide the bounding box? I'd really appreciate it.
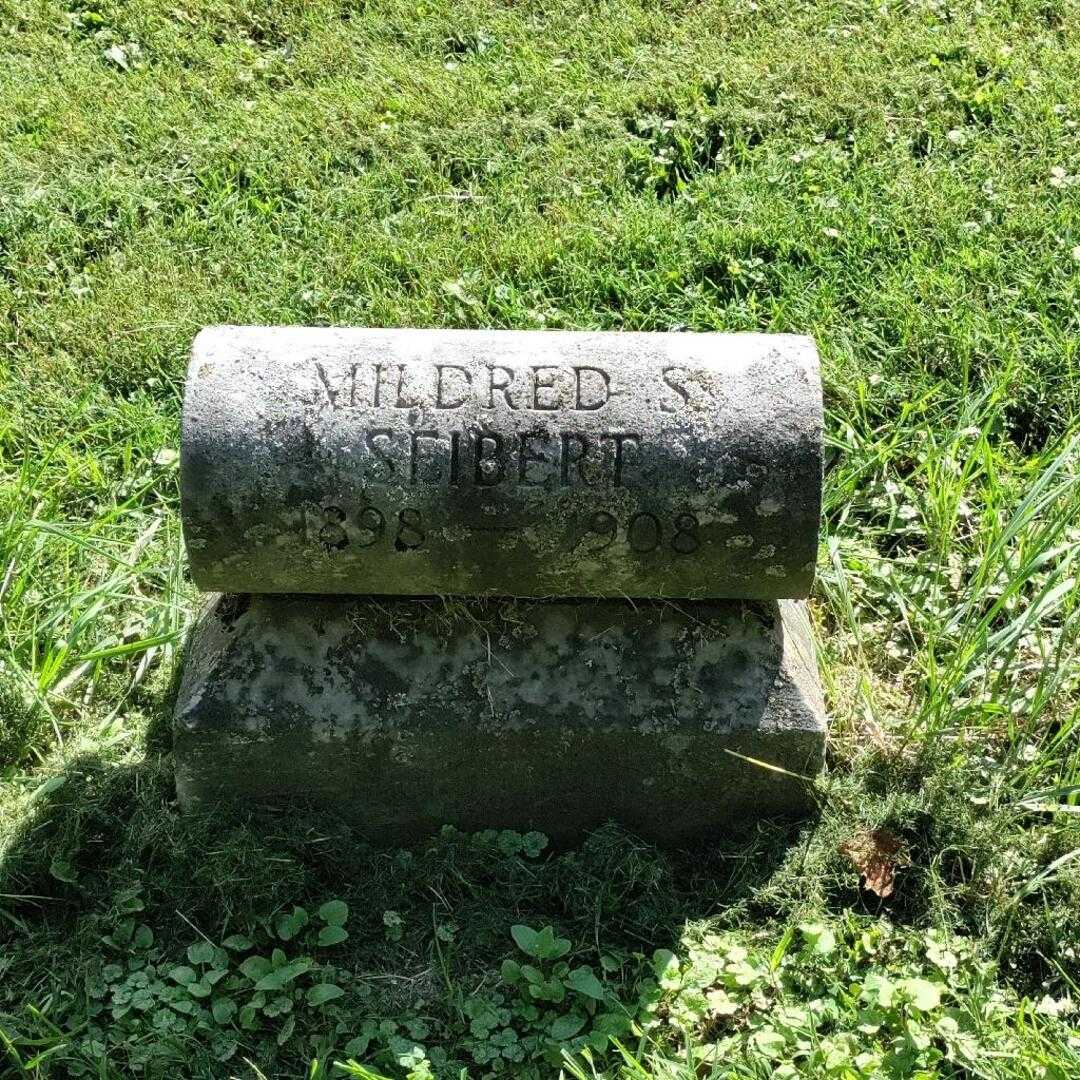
[1,0,1079,1075]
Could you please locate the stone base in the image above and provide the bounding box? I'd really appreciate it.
[173,595,826,847]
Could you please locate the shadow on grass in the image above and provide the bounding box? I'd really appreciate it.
[2,628,1072,1074]
[0,745,817,958]
[3,730,1076,1078]
[3,682,1075,1006]
[1,629,819,981]
[0,733,819,1073]
[1,626,814,953]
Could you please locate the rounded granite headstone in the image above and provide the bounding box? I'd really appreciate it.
[180,327,822,598]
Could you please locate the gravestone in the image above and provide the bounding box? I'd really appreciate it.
[173,327,827,844]
[181,327,821,599]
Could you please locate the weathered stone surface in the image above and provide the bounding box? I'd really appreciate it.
[181,327,822,599]
[173,594,825,845]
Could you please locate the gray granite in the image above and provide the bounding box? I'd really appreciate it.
[181,327,822,599]
[173,594,825,845]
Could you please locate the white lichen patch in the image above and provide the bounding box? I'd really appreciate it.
[765,565,786,577]
[754,544,777,560]
[726,535,754,548]
[756,498,783,516]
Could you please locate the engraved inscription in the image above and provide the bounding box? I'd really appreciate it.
[660,367,691,413]
[309,360,697,487]
[435,365,471,409]
[671,512,701,554]
[394,508,425,551]
[304,503,427,554]
[579,511,617,551]
[326,428,646,489]
[627,512,662,553]
[573,511,701,556]
[303,504,705,560]
[314,361,632,413]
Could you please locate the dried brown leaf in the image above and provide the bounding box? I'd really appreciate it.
[839,828,906,898]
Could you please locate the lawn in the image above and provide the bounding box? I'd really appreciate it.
[1,0,1079,1076]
